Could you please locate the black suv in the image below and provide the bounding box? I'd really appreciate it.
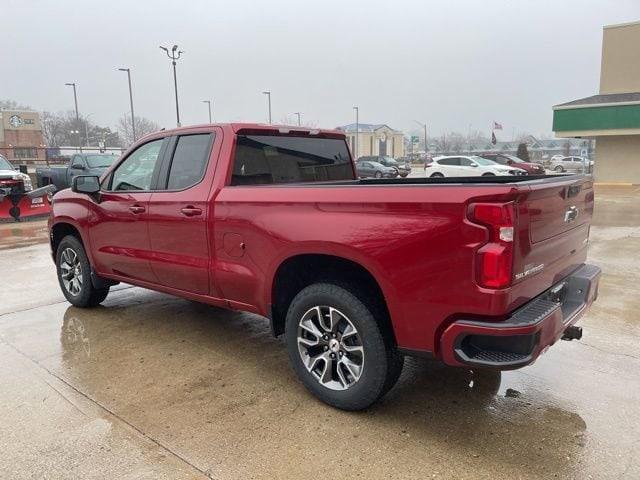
[357,156,411,177]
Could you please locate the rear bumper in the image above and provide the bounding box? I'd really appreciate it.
[439,264,601,369]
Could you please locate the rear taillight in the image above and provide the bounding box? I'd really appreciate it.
[468,202,515,289]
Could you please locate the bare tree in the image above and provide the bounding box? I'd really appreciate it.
[0,99,32,111]
[41,111,121,148]
[117,115,160,146]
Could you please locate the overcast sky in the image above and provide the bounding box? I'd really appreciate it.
[3,0,640,138]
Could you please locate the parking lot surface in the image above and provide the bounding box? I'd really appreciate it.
[0,185,638,479]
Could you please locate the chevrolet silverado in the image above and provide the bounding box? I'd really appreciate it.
[48,124,601,410]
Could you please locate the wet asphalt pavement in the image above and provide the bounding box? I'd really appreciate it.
[0,186,638,479]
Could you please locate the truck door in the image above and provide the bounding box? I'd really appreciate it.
[89,138,167,283]
[147,131,218,296]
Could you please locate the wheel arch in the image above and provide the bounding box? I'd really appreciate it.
[268,252,397,346]
[50,219,94,265]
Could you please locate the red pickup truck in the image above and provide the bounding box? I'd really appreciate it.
[49,124,601,410]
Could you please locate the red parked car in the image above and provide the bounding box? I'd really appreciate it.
[480,153,546,175]
[48,124,600,410]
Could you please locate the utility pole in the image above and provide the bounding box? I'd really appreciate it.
[118,68,137,142]
[263,91,272,123]
[160,45,184,127]
[65,82,82,152]
[353,106,359,158]
[294,112,301,126]
[202,100,212,123]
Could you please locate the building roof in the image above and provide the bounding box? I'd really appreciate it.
[554,92,640,108]
[336,123,401,133]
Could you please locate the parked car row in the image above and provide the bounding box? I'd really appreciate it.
[425,155,529,177]
[355,155,411,178]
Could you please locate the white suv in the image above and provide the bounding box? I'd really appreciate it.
[425,155,527,177]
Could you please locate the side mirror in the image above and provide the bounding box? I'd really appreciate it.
[470,163,478,167]
[72,175,100,194]
[71,163,86,170]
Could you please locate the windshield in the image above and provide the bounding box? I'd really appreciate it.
[85,154,118,168]
[0,155,14,171]
[470,156,498,166]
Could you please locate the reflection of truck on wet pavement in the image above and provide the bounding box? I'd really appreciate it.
[36,153,118,191]
[47,123,601,411]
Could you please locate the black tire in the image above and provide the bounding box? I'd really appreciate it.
[430,172,444,178]
[554,165,564,172]
[285,282,403,410]
[482,172,496,176]
[56,235,110,307]
[374,171,382,179]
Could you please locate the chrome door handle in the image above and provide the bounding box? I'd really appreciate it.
[129,205,145,214]
[180,206,202,217]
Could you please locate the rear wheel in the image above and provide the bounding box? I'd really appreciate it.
[285,283,403,410]
[374,171,382,179]
[554,165,564,172]
[482,172,496,176]
[56,235,110,307]
[430,172,444,178]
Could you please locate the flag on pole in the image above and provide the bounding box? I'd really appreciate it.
[491,131,497,145]
[493,121,503,130]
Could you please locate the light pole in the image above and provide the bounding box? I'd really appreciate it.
[84,113,94,148]
[414,120,427,154]
[294,112,301,126]
[65,82,82,152]
[118,68,136,142]
[353,106,359,158]
[203,100,212,123]
[262,91,272,124]
[160,45,184,127]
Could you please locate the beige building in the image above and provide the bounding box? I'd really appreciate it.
[553,20,640,183]
[0,110,46,163]
[337,123,405,159]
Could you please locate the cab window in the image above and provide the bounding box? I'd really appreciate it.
[110,139,164,191]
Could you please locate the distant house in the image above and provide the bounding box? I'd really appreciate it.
[336,123,405,159]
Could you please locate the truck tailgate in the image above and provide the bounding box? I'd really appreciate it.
[513,176,593,286]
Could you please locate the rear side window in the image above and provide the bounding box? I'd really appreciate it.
[166,134,213,190]
[231,135,353,185]
[438,157,460,166]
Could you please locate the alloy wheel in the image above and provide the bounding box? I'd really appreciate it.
[60,248,83,296]
[297,306,364,391]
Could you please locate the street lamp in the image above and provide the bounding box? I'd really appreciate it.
[294,112,301,126]
[202,100,212,123]
[160,45,184,127]
[262,91,272,124]
[353,106,359,158]
[413,120,428,154]
[84,113,94,148]
[118,68,136,142]
[65,82,82,152]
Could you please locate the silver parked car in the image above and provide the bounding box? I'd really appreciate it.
[549,156,594,173]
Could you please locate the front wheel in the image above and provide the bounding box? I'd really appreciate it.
[554,165,564,172]
[374,171,382,179]
[285,283,403,410]
[482,172,496,176]
[56,235,110,307]
[430,172,444,178]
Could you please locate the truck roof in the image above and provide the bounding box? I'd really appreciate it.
[150,123,345,137]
